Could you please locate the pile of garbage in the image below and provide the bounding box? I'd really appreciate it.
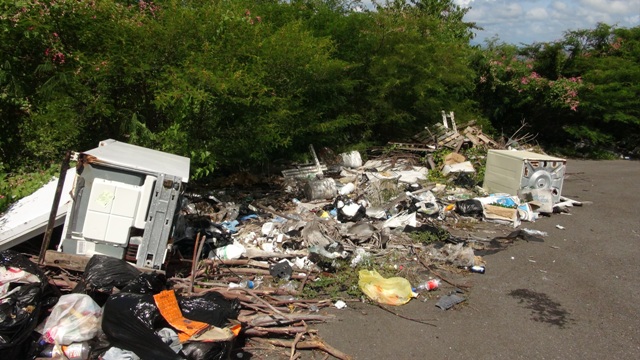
[0,250,243,359]
[1,119,584,359]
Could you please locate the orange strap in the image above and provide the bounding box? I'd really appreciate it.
[154,290,210,342]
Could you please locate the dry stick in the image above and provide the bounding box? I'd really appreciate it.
[204,259,271,269]
[297,270,311,294]
[244,326,312,337]
[240,301,290,315]
[252,337,352,360]
[193,234,207,289]
[290,331,305,360]
[374,303,437,327]
[189,233,202,294]
[240,288,294,320]
[246,314,333,328]
[216,267,308,280]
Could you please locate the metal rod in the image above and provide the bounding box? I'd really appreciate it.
[39,150,71,265]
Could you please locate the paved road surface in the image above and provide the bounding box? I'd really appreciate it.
[314,160,640,359]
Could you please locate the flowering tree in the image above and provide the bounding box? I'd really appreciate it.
[475,40,585,145]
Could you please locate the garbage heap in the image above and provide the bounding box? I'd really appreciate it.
[1,133,581,359]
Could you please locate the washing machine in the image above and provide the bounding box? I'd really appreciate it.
[482,150,566,203]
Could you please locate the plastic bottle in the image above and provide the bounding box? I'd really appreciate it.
[240,280,255,289]
[40,342,90,360]
[229,280,255,289]
[415,279,440,292]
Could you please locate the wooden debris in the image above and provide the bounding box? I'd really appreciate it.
[251,336,353,360]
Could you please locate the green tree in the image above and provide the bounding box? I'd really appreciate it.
[563,24,640,155]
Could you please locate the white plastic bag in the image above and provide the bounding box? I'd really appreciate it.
[42,294,102,344]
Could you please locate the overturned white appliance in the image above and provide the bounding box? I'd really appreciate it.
[59,139,190,270]
[482,150,565,203]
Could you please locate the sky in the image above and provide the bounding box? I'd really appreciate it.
[361,0,640,45]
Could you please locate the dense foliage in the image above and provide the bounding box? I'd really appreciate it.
[476,24,640,157]
[0,0,638,209]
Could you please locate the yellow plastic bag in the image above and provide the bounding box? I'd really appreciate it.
[358,269,416,306]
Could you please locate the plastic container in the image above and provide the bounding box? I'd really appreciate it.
[228,280,255,290]
[40,342,90,360]
[304,178,337,200]
[339,182,356,195]
[415,279,440,292]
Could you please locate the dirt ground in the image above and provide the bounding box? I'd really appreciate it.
[293,160,640,359]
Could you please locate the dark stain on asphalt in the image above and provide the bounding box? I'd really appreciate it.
[509,289,573,328]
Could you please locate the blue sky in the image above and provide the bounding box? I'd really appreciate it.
[360,0,640,45]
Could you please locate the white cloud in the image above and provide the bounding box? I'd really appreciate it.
[454,0,475,7]
[465,0,639,44]
[526,8,549,20]
[361,0,638,44]
[578,0,639,15]
[550,1,568,12]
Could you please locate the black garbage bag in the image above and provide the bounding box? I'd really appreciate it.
[454,199,484,217]
[179,292,240,328]
[173,215,232,259]
[102,293,182,360]
[120,272,167,294]
[74,255,141,293]
[72,255,142,306]
[0,250,60,359]
[102,291,240,360]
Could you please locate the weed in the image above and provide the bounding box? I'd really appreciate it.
[407,228,449,245]
[302,265,363,300]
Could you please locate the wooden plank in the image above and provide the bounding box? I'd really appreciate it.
[465,132,481,145]
[454,139,465,152]
[44,250,90,272]
[477,133,498,146]
[43,249,163,273]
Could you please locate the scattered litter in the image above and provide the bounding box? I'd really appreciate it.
[334,300,347,309]
[0,120,588,359]
[415,279,440,292]
[556,225,566,230]
[436,293,466,310]
[358,269,416,306]
[523,228,548,237]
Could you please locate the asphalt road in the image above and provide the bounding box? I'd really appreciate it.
[313,160,640,360]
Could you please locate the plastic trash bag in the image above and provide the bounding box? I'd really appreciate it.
[0,250,59,359]
[102,293,180,360]
[102,291,240,360]
[42,294,102,345]
[358,269,416,306]
[454,199,484,217]
[72,255,143,306]
[74,255,141,294]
